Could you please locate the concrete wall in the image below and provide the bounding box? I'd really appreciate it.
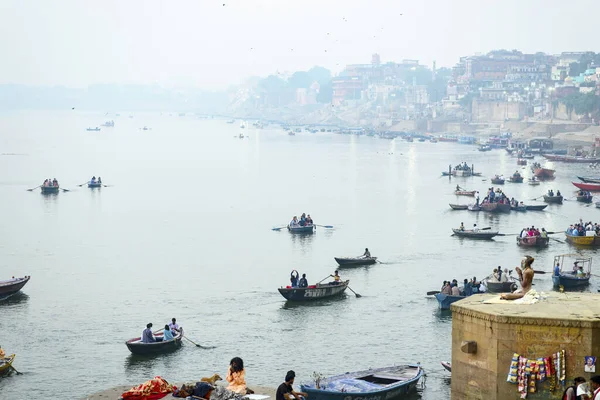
[472,99,527,122]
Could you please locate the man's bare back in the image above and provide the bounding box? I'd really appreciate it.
[501,256,535,300]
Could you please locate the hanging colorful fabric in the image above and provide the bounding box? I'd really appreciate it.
[560,350,566,386]
[537,357,546,381]
[507,353,519,383]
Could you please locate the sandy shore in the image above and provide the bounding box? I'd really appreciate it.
[83,384,277,400]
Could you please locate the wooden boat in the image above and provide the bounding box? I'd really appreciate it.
[508,175,523,183]
[88,182,102,188]
[278,280,349,301]
[467,204,481,211]
[552,254,592,289]
[525,204,547,211]
[300,365,423,400]
[577,193,593,203]
[528,179,540,186]
[543,154,600,163]
[334,257,377,266]
[572,181,600,192]
[0,276,30,299]
[454,190,477,196]
[517,236,549,247]
[480,202,511,213]
[41,185,59,194]
[517,159,527,166]
[0,354,16,376]
[490,177,505,185]
[434,293,465,309]
[543,194,563,204]
[510,204,527,212]
[452,228,498,239]
[440,362,451,373]
[565,232,598,246]
[287,225,315,234]
[125,328,184,355]
[86,127,101,131]
[478,145,492,152]
[484,279,518,293]
[519,153,535,159]
[578,176,600,184]
[449,204,468,210]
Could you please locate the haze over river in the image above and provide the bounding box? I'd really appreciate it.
[1,111,599,399]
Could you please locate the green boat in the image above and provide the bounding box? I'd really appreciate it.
[41,186,59,194]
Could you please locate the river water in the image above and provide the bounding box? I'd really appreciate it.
[0,111,599,399]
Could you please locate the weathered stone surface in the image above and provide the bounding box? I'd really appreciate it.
[451,293,600,399]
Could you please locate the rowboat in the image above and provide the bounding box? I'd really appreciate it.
[533,167,555,180]
[0,276,31,299]
[491,177,505,185]
[41,185,59,194]
[478,145,492,152]
[454,190,476,196]
[565,232,598,246]
[543,194,563,204]
[510,204,527,212]
[88,182,102,188]
[572,181,600,192]
[334,257,377,266]
[528,179,540,186]
[468,204,481,211]
[86,127,101,131]
[0,354,16,376]
[434,293,465,309]
[519,154,535,160]
[300,365,423,400]
[449,204,468,210]
[508,175,523,183]
[517,236,549,248]
[578,176,600,184]
[278,280,349,301]
[441,362,451,373]
[484,279,518,293]
[125,328,184,355]
[577,193,593,203]
[452,228,498,239]
[543,155,600,163]
[480,202,511,213]
[287,225,315,234]
[552,254,592,289]
[525,204,547,211]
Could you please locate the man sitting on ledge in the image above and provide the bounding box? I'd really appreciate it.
[501,256,534,300]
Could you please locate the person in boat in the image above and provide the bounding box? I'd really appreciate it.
[577,266,586,278]
[169,318,180,335]
[554,262,561,276]
[289,216,299,228]
[98,177,102,184]
[142,323,156,343]
[43,179,48,187]
[276,370,307,400]
[475,195,480,206]
[573,261,580,274]
[501,268,509,282]
[306,214,313,225]
[450,283,460,296]
[472,223,479,232]
[91,176,96,184]
[226,357,252,394]
[298,273,308,288]
[0,345,5,360]
[459,222,465,231]
[462,279,472,296]
[329,270,341,285]
[163,324,174,341]
[290,270,299,287]
[501,256,535,300]
[471,277,481,293]
[362,248,371,258]
[557,190,562,197]
[299,213,306,227]
[549,189,554,196]
[456,184,461,191]
[442,281,452,295]
[52,178,58,186]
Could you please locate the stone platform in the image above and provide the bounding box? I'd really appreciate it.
[451,292,600,399]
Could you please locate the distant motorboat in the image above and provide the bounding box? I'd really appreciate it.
[86,127,101,131]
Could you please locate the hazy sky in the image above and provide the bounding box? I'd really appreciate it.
[0,0,597,89]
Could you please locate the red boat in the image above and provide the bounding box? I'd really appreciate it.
[533,167,555,180]
[572,182,600,191]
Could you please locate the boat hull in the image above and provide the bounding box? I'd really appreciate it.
[454,191,476,196]
[543,195,563,204]
[41,186,59,194]
[452,229,498,239]
[88,183,102,188]
[573,182,600,192]
[525,204,547,211]
[552,274,590,289]
[577,195,593,203]
[508,177,523,183]
[0,276,31,298]
[543,155,600,163]
[334,257,377,266]
[278,281,349,301]
[287,225,315,234]
[485,281,518,293]
[490,179,505,185]
[517,236,549,247]
[480,202,511,213]
[0,354,16,376]
[534,168,555,179]
[301,365,423,400]
[565,233,599,246]
[434,293,465,309]
[449,204,468,210]
[125,329,183,355]
[578,176,600,184]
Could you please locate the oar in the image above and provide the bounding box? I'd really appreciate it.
[184,336,215,349]
[317,274,333,284]
[77,181,89,187]
[533,270,547,274]
[427,290,440,296]
[347,286,362,298]
[550,237,565,244]
[61,188,70,192]
[26,185,41,191]
[9,365,22,375]
[271,226,287,231]
[480,227,492,231]
[315,224,334,228]
[530,195,544,200]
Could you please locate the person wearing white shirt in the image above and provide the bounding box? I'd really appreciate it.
[168,318,180,335]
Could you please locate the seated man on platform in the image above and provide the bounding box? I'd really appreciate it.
[501,256,534,300]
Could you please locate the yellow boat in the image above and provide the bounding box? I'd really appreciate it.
[565,233,597,246]
[0,354,15,376]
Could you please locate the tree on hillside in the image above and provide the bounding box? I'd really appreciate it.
[307,66,332,84]
[288,71,312,89]
[560,92,600,117]
[316,81,333,103]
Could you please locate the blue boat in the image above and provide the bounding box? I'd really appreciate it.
[287,225,315,234]
[434,293,465,310]
[301,365,423,400]
[552,254,592,290]
[88,182,102,188]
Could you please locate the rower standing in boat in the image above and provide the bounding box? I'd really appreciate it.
[142,323,156,343]
[290,270,299,287]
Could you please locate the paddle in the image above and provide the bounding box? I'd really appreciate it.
[533,270,547,274]
[530,195,544,201]
[314,224,333,228]
[426,290,440,296]
[77,181,89,187]
[61,188,70,192]
[480,227,492,231]
[271,226,287,231]
[347,286,362,298]
[317,274,333,284]
[9,365,22,375]
[550,237,565,244]
[184,336,215,349]
[26,185,41,192]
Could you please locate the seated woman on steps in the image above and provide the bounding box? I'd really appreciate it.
[226,357,254,394]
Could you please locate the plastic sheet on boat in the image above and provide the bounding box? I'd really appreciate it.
[320,379,382,392]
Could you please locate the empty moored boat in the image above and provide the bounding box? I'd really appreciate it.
[300,364,423,400]
[125,328,184,355]
[525,204,547,211]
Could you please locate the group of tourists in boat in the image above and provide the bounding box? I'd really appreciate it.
[555,261,588,279]
[481,187,509,205]
[454,162,471,171]
[547,189,562,197]
[567,220,600,237]
[289,213,313,228]
[89,176,102,185]
[440,277,484,297]
[289,269,343,288]
[140,318,181,343]
[520,226,548,239]
[488,267,511,283]
[42,178,59,187]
